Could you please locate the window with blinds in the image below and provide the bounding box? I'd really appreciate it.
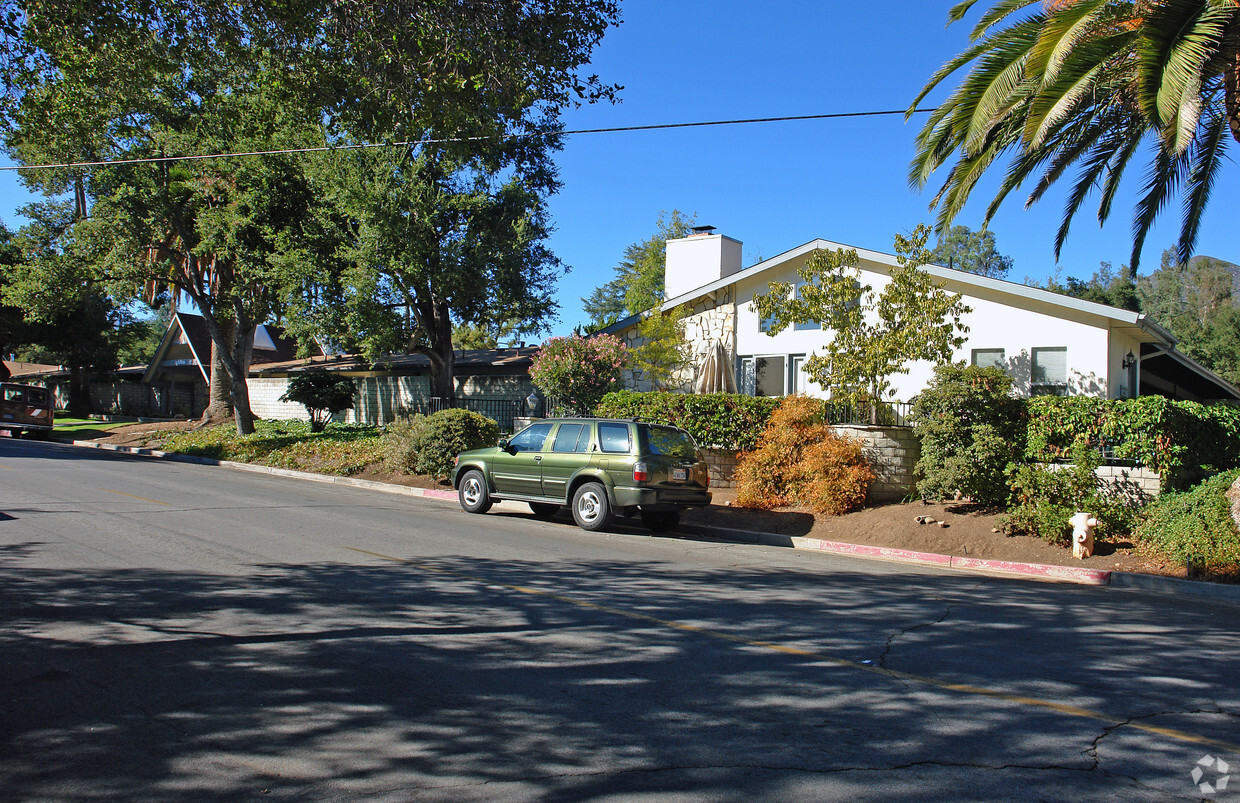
[1031,347,1068,395]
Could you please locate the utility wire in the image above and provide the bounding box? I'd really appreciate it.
[1,108,936,171]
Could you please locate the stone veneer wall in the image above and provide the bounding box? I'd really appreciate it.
[616,289,736,392]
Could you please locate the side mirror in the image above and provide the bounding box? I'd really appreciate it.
[497,438,511,452]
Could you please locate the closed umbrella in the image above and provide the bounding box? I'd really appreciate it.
[695,341,737,394]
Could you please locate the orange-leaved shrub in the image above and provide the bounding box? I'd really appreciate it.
[734,395,875,515]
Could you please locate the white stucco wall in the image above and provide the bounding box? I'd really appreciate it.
[731,251,1121,402]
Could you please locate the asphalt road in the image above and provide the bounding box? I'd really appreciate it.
[2,437,1238,801]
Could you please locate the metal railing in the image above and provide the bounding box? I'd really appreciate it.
[820,400,915,427]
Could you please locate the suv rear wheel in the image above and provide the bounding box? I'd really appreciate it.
[571,482,613,531]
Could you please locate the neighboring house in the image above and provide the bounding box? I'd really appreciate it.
[142,312,308,417]
[247,348,540,428]
[604,228,1240,404]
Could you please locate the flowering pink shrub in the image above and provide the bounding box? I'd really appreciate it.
[530,334,629,415]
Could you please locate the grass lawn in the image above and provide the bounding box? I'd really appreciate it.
[52,416,138,440]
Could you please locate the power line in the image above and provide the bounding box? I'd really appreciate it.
[0,108,936,172]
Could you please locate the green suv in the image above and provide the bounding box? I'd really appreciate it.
[452,418,712,532]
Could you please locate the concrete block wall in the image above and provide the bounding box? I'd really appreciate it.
[832,425,921,503]
[1044,463,1162,507]
[247,377,311,421]
[701,448,740,489]
[700,426,920,501]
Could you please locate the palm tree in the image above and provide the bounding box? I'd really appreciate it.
[909,0,1240,274]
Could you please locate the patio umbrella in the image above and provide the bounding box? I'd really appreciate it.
[695,341,737,394]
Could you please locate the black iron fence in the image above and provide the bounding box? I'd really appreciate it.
[410,396,526,432]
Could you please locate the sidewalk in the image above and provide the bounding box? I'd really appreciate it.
[68,438,1240,604]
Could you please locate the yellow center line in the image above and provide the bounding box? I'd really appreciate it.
[100,488,171,506]
[343,545,1240,754]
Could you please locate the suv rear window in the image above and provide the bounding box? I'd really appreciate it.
[644,425,698,458]
[598,422,631,453]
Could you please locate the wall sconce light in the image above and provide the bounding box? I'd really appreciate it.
[1122,350,1136,369]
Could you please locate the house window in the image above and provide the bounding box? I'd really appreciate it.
[739,355,789,397]
[971,348,1006,370]
[758,309,777,333]
[793,281,821,331]
[755,356,786,396]
[1031,347,1068,395]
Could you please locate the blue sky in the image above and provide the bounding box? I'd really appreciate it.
[2,1,1237,337]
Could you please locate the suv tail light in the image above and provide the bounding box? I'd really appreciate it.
[633,462,649,483]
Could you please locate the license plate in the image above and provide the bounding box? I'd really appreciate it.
[672,468,687,481]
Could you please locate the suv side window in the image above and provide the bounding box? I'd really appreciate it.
[598,422,631,454]
[551,422,590,453]
[509,422,554,453]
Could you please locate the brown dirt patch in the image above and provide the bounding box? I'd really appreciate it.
[86,422,1184,579]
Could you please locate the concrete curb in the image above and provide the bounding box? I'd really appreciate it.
[64,438,1240,601]
[678,524,1112,585]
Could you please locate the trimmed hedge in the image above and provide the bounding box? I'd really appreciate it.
[593,391,780,452]
[1024,396,1240,489]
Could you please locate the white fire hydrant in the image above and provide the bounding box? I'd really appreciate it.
[1068,512,1098,559]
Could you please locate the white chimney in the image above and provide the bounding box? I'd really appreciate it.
[663,226,743,301]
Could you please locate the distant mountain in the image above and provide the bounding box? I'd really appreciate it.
[1188,255,1240,298]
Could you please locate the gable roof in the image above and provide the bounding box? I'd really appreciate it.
[601,235,1239,401]
[607,237,1176,343]
[142,312,308,384]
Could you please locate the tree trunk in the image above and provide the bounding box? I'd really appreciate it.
[200,317,235,426]
[67,365,91,416]
[421,294,457,404]
[228,316,257,436]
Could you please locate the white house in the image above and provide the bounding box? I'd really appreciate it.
[604,227,1240,404]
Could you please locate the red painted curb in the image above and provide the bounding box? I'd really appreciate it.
[949,556,1111,585]
[803,538,953,567]
[422,488,458,501]
[796,535,1109,584]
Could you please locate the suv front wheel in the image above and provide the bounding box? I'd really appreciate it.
[571,482,614,531]
[458,469,493,514]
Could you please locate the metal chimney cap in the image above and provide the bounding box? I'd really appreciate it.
[690,225,717,236]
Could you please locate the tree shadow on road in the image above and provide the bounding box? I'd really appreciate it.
[0,541,1234,800]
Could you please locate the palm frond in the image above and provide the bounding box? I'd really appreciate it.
[1179,101,1228,261]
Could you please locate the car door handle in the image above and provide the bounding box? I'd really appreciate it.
[534,455,542,462]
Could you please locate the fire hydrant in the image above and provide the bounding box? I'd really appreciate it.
[1068,512,1097,559]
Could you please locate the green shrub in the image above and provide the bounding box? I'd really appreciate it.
[1137,469,1240,576]
[734,395,874,514]
[1000,444,1138,545]
[279,369,356,432]
[593,390,780,451]
[913,364,1024,506]
[383,408,499,480]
